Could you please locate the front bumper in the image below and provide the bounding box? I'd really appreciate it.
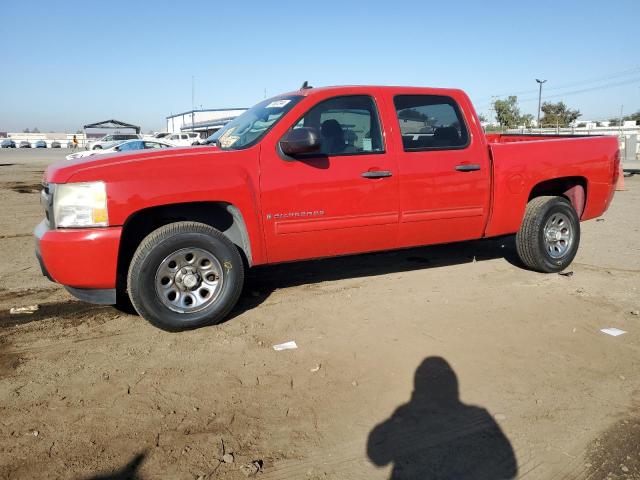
[34,220,122,303]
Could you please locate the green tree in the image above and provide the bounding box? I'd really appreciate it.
[521,113,534,128]
[493,96,522,128]
[540,102,581,127]
[478,113,488,123]
[23,128,30,133]
[623,111,640,124]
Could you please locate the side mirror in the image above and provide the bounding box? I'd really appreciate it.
[279,127,321,157]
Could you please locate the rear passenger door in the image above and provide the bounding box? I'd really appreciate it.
[390,93,491,247]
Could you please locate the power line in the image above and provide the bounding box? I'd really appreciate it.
[476,76,640,111]
[477,66,640,101]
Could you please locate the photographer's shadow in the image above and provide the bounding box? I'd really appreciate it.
[367,357,517,479]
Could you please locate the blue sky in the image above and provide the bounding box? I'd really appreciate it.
[1,0,639,132]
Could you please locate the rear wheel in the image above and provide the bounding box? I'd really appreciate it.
[127,222,244,331]
[516,196,580,273]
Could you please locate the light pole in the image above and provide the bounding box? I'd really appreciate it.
[536,79,547,129]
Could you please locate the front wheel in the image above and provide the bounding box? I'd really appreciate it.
[516,196,580,273]
[127,222,244,331]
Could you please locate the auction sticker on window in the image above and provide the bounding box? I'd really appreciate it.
[266,99,291,109]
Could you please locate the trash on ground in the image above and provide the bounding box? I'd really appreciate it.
[558,271,574,277]
[310,364,321,372]
[273,341,298,351]
[630,310,639,316]
[222,453,234,464]
[9,305,39,315]
[240,461,262,477]
[600,328,627,337]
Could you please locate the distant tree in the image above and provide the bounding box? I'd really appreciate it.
[624,111,640,124]
[576,122,587,128]
[540,101,581,127]
[608,118,621,126]
[398,108,429,122]
[23,128,30,133]
[478,114,488,123]
[521,113,534,128]
[76,129,82,134]
[32,127,40,133]
[493,96,522,128]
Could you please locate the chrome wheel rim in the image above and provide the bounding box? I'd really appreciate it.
[543,212,573,259]
[154,247,224,314]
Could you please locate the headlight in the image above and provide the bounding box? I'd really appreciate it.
[53,182,108,228]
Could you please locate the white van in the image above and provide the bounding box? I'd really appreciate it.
[166,132,201,146]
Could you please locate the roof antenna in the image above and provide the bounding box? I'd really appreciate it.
[300,81,312,90]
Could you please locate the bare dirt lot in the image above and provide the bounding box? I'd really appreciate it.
[0,149,639,479]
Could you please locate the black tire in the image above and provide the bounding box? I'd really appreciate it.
[127,221,244,331]
[516,196,580,273]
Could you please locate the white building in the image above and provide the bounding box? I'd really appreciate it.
[166,108,247,138]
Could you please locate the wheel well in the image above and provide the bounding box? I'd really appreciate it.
[528,177,587,218]
[116,202,252,294]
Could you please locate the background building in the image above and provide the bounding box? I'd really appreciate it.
[166,108,247,138]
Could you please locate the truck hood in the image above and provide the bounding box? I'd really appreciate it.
[45,146,223,183]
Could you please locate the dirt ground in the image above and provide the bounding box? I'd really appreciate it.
[0,148,639,480]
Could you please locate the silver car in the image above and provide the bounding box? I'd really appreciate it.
[86,133,141,150]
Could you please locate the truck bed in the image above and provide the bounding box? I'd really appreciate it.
[483,133,619,238]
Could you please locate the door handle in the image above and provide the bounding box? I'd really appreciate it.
[361,170,393,179]
[455,164,481,172]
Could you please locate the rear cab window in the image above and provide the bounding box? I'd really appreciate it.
[394,95,469,151]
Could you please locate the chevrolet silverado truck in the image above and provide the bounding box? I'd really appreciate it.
[35,85,620,331]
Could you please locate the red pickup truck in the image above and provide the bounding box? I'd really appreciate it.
[35,85,619,330]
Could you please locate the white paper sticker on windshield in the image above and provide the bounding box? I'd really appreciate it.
[362,138,372,151]
[218,127,239,148]
[266,99,291,109]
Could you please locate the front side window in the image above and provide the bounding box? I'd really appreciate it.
[394,95,469,151]
[203,95,303,150]
[291,95,384,156]
[118,140,143,151]
[144,141,166,149]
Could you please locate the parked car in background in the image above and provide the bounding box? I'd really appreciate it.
[66,139,175,160]
[1,139,16,148]
[165,132,201,146]
[153,132,172,139]
[86,133,141,150]
[51,141,61,148]
[34,140,47,148]
[36,85,619,331]
[19,141,31,148]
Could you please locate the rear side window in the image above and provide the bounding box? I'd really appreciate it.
[394,95,469,151]
[292,95,384,156]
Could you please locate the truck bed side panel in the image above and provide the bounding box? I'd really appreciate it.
[484,136,618,237]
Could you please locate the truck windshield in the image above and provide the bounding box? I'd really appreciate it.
[203,95,302,150]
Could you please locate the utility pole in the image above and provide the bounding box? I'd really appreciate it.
[536,79,547,129]
[619,104,624,136]
[191,75,195,133]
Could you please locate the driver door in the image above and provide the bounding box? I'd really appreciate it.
[259,93,399,263]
